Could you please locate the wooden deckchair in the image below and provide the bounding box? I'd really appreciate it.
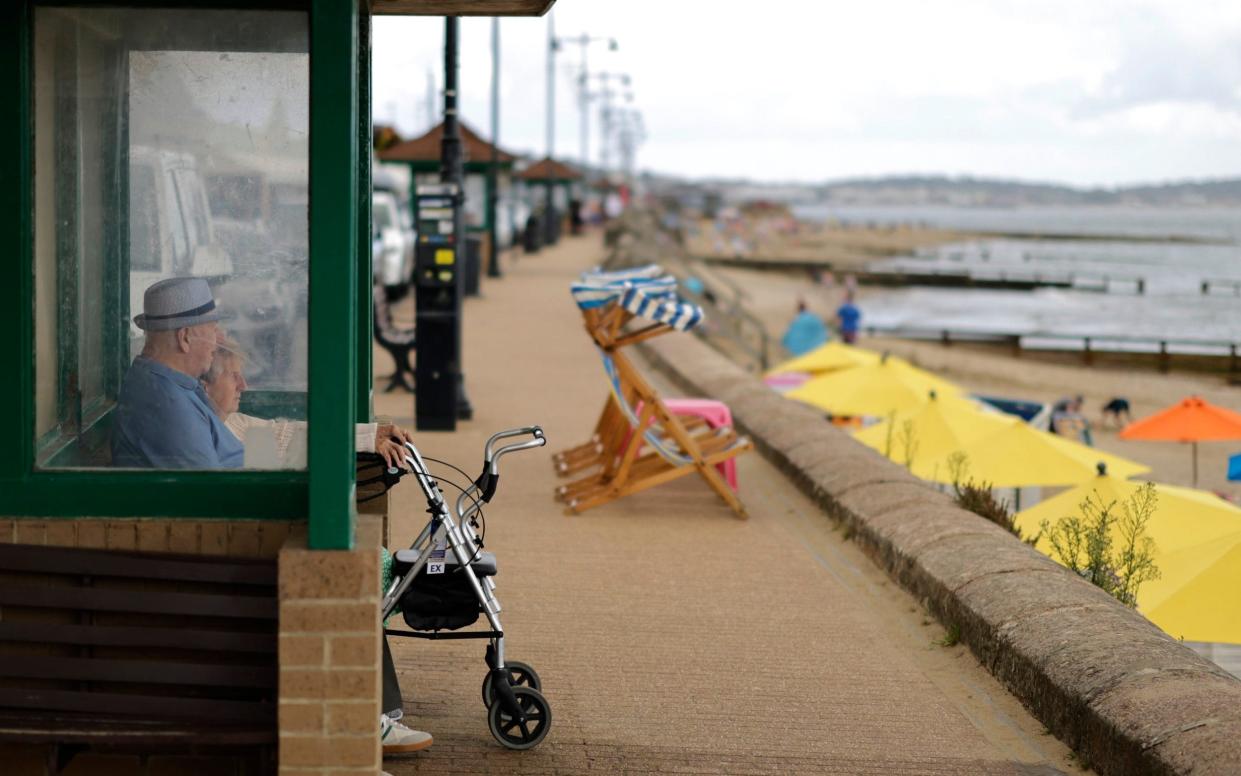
[551,289,713,476]
[553,273,751,517]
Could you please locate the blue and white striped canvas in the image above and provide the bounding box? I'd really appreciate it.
[620,286,704,332]
[570,273,679,310]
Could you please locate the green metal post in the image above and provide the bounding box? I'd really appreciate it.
[309,0,360,550]
[356,7,374,424]
[0,3,30,484]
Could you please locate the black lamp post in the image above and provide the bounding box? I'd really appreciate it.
[415,15,471,429]
[487,17,501,278]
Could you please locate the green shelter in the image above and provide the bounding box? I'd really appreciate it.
[378,119,518,247]
[0,1,554,772]
[518,156,584,232]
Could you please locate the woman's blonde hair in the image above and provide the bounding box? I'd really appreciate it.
[203,335,247,384]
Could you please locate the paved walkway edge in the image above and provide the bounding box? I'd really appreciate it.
[638,331,1241,776]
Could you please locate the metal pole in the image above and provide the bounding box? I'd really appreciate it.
[599,86,611,181]
[487,17,501,278]
[542,15,558,247]
[579,40,589,171]
[442,16,472,421]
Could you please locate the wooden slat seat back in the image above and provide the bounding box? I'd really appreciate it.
[0,542,278,753]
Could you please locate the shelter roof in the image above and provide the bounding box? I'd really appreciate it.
[373,0,554,16]
[518,157,582,182]
[377,120,518,165]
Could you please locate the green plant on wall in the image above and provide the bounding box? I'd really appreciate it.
[1039,482,1161,608]
[947,451,1031,543]
[896,419,919,470]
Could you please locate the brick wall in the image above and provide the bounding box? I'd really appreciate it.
[277,515,383,775]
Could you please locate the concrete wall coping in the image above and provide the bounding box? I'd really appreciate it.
[639,331,1241,776]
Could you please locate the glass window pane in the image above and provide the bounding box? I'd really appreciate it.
[34,8,309,471]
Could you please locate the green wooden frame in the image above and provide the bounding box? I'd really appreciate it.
[0,0,368,550]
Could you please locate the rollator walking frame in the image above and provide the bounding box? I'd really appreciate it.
[381,426,552,750]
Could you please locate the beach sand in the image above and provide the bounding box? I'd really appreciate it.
[684,217,971,269]
[715,264,1241,501]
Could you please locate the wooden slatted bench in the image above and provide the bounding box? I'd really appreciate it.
[373,282,415,393]
[0,542,278,774]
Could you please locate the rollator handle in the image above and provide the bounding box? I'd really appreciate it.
[472,426,546,504]
[483,426,544,462]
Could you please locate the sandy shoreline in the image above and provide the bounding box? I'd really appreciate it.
[712,262,1241,501]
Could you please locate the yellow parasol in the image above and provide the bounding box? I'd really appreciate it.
[929,420,1150,488]
[785,354,961,417]
[767,341,881,376]
[853,392,1013,475]
[1015,473,1241,643]
[1141,538,1241,644]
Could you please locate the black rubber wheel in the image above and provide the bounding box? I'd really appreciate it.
[481,660,541,706]
[487,686,551,750]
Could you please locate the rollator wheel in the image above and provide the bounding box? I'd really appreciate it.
[487,686,551,750]
[481,660,541,706]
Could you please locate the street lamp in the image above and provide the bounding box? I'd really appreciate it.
[588,72,631,182]
[551,33,618,171]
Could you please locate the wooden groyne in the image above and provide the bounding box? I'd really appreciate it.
[866,325,1241,375]
[692,254,1151,294]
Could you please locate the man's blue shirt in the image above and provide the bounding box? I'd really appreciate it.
[837,302,861,334]
[111,356,244,469]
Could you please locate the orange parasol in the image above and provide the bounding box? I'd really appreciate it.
[1119,396,1241,486]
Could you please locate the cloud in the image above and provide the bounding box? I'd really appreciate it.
[1073,22,1241,117]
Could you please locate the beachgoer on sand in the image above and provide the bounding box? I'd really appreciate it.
[836,293,861,345]
[781,299,829,356]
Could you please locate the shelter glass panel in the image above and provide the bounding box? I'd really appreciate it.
[33,7,310,471]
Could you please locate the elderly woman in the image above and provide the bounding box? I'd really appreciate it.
[202,337,414,470]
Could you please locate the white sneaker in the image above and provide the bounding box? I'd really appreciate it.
[380,714,433,755]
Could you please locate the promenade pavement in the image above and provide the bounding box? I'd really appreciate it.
[374,234,1082,775]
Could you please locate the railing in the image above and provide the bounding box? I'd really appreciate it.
[1202,278,1241,296]
[676,260,772,372]
[868,266,1148,294]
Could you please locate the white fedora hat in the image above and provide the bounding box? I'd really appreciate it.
[134,277,222,331]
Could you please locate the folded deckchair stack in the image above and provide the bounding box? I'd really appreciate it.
[553,265,752,517]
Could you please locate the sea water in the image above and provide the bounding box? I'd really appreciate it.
[791,204,1241,348]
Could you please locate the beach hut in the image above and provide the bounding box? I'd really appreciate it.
[0,1,553,772]
[518,156,584,239]
[378,119,520,254]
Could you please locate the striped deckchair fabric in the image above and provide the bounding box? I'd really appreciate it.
[551,266,751,518]
[620,286,703,332]
[569,274,678,310]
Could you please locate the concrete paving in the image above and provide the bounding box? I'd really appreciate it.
[374,235,1084,775]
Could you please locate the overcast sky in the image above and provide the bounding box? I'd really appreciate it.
[372,1,1241,187]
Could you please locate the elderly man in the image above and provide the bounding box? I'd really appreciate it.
[111,277,243,468]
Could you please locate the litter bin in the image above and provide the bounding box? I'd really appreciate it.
[542,206,561,246]
[463,234,482,297]
[523,213,542,253]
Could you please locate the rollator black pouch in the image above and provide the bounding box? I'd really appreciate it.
[401,569,483,631]
[357,452,403,503]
